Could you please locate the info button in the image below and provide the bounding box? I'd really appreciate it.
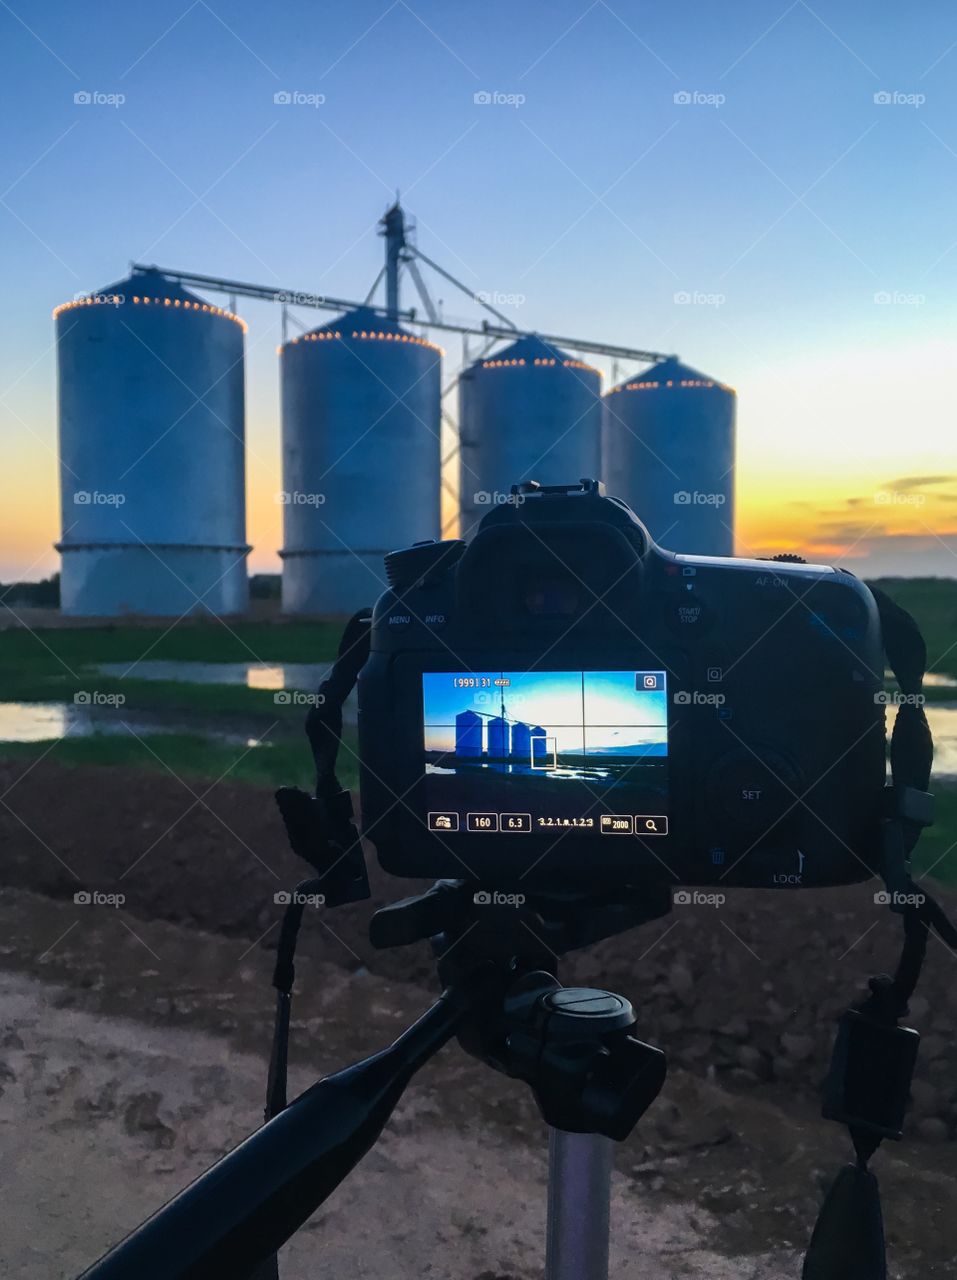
[600,815,634,835]
[428,812,459,832]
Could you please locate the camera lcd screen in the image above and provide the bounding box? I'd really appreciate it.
[421,670,669,837]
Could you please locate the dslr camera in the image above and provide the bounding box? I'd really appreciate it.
[358,479,886,891]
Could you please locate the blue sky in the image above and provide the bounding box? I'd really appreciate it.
[422,669,668,752]
[2,0,956,578]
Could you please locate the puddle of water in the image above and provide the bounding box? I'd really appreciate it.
[886,703,957,778]
[92,658,356,725]
[96,661,329,691]
[0,702,269,748]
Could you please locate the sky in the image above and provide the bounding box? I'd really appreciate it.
[423,670,668,752]
[1,0,956,581]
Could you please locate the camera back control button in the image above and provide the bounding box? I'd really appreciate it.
[387,613,412,629]
[706,747,802,834]
[656,593,712,634]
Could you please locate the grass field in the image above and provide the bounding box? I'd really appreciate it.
[866,577,957,681]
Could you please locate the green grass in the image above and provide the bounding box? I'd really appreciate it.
[0,619,343,716]
[867,578,957,681]
[0,728,359,792]
[0,672,310,718]
[911,783,957,888]
[0,619,342,668]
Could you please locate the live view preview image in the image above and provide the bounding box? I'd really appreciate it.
[421,670,669,834]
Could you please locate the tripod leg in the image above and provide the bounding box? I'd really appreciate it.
[545,1129,614,1280]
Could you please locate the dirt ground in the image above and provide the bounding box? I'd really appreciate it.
[2,759,956,1277]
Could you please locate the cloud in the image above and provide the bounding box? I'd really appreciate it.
[808,521,888,543]
[882,474,956,493]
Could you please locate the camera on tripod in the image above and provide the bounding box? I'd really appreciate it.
[78,477,952,1280]
[358,478,887,890]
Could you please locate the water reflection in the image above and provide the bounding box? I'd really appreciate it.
[96,660,330,690]
[0,701,268,747]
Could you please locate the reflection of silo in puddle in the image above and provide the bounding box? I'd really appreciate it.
[530,726,549,767]
[487,716,510,760]
[455,710,483,758]
[511,721,531,763]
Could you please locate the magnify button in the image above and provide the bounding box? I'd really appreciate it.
[637,815,668,835]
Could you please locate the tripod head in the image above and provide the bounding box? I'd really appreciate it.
[371,877,670,1139]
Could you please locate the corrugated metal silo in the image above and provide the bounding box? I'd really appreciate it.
[459,335,601,535]
[280,306,442,614]
[455,710,482,757]
[511,721,531,762]
[487,715,509,759]
[602,358,735,555]
[54,269,249,616]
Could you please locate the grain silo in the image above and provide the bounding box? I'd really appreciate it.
[54,269,249,616]
[280,306,442,614]
[602,358,735,555]
[487,715,509,759]
[458,335,601,536]
[455,710,482,757]
[511,721,531,762]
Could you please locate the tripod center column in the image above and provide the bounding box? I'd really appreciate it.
[545,1127,615,1280]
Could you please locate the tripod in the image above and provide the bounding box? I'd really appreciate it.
[77,880,671,1280]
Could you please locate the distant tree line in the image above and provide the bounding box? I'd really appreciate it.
[0,573,60,606]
